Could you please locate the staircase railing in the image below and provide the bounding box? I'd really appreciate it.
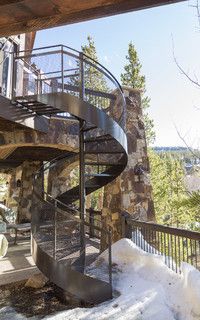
[124,218,200,273]
[9,44,128,302]
[11,44,126,130]
[32,155,113,294]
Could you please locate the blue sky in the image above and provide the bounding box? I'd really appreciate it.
[35,1,200,148]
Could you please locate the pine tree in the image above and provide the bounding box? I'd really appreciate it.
[149,150,198,229]
[68,36,108,107]
[121,42,155,145]
[81,36,108,93]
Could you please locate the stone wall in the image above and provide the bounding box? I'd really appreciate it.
[0,117,79,158]
[7,167,22,215]
[17,160,41,223]
[3,118,79,222]
[101,87,155,249]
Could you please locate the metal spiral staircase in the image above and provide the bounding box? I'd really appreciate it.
[11,45,128,304]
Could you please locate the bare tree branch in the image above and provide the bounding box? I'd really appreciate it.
[172,35,200,88]
[174,123,200,158]
[195,0,200,27]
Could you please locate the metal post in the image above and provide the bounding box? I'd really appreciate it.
[79,51,85,269]
[61,45,64,93]
[89,209,95,238]
[54,200,57,259]
[37,72,40,95]
[108,228,112,294]
[11,52,16,100]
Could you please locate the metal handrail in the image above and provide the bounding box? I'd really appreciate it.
[126,219,200,241]
[13,44,125,101]
[12,44,126,130]
[125,218,200,273]
[14,43,124,95]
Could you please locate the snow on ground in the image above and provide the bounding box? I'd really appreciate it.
[46,238,200,320]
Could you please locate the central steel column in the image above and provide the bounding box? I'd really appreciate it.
[79,52,86,270]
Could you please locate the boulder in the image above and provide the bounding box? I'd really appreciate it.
[25,273,48,289]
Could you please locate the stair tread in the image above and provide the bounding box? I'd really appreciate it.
[84,135,113,143]
[84,151,124,154]
[85,173,114,177]
[84,162,122,166]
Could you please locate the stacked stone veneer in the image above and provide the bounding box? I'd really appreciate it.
[102,87,155,249]
[3,118,79,222]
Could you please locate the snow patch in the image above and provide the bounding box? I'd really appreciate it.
[13,238,200,320]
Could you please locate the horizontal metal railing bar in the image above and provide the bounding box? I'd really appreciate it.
[126,219,200,241]
[17,44,80,55]
[15,49,64,60]
[36,73,79,81]
[41,68,79,76]
[33,188,110,235]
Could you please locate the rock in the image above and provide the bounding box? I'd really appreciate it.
[25,273,48,289]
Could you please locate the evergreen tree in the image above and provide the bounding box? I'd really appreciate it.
[149,150,198,229]
[121,42,155,145]
[68,36,109,107]
[81,36,108,93]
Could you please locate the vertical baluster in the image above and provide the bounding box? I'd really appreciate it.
[144,227,146,252]
[148,228,151,253]
[178,236,181,273]
[194,240,197,269]
[155,230,157,254]
[190,239,193,266]
[136,228,138,246]
[182,237,185,264]
[140,227,142,249]
[157,231,160,255]
[170,234,173,271]
[174,235,177,273]
[166,233,169,268]
[160,232,163,256]
[186,238,189,263]
[151,229,153,253]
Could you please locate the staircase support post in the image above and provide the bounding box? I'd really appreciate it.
[79,52,86,269]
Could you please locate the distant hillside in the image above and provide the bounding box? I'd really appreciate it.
[153,146,188,152]
[153,146,200,173]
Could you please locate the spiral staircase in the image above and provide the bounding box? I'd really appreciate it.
[9,45,128,304]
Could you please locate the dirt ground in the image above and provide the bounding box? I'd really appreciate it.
[0,280,70,319]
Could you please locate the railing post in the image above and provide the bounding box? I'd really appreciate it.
[11,52,16,100]
[54,199,57,259]
[79,52,85,100]
[79,51,86,270]
[89,209,95,238]
[61,45,64,93]
[108,228,112,295]
[122,213,132,238]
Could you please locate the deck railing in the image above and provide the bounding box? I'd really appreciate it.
[10,44,126,130]
[124,218,200,273]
